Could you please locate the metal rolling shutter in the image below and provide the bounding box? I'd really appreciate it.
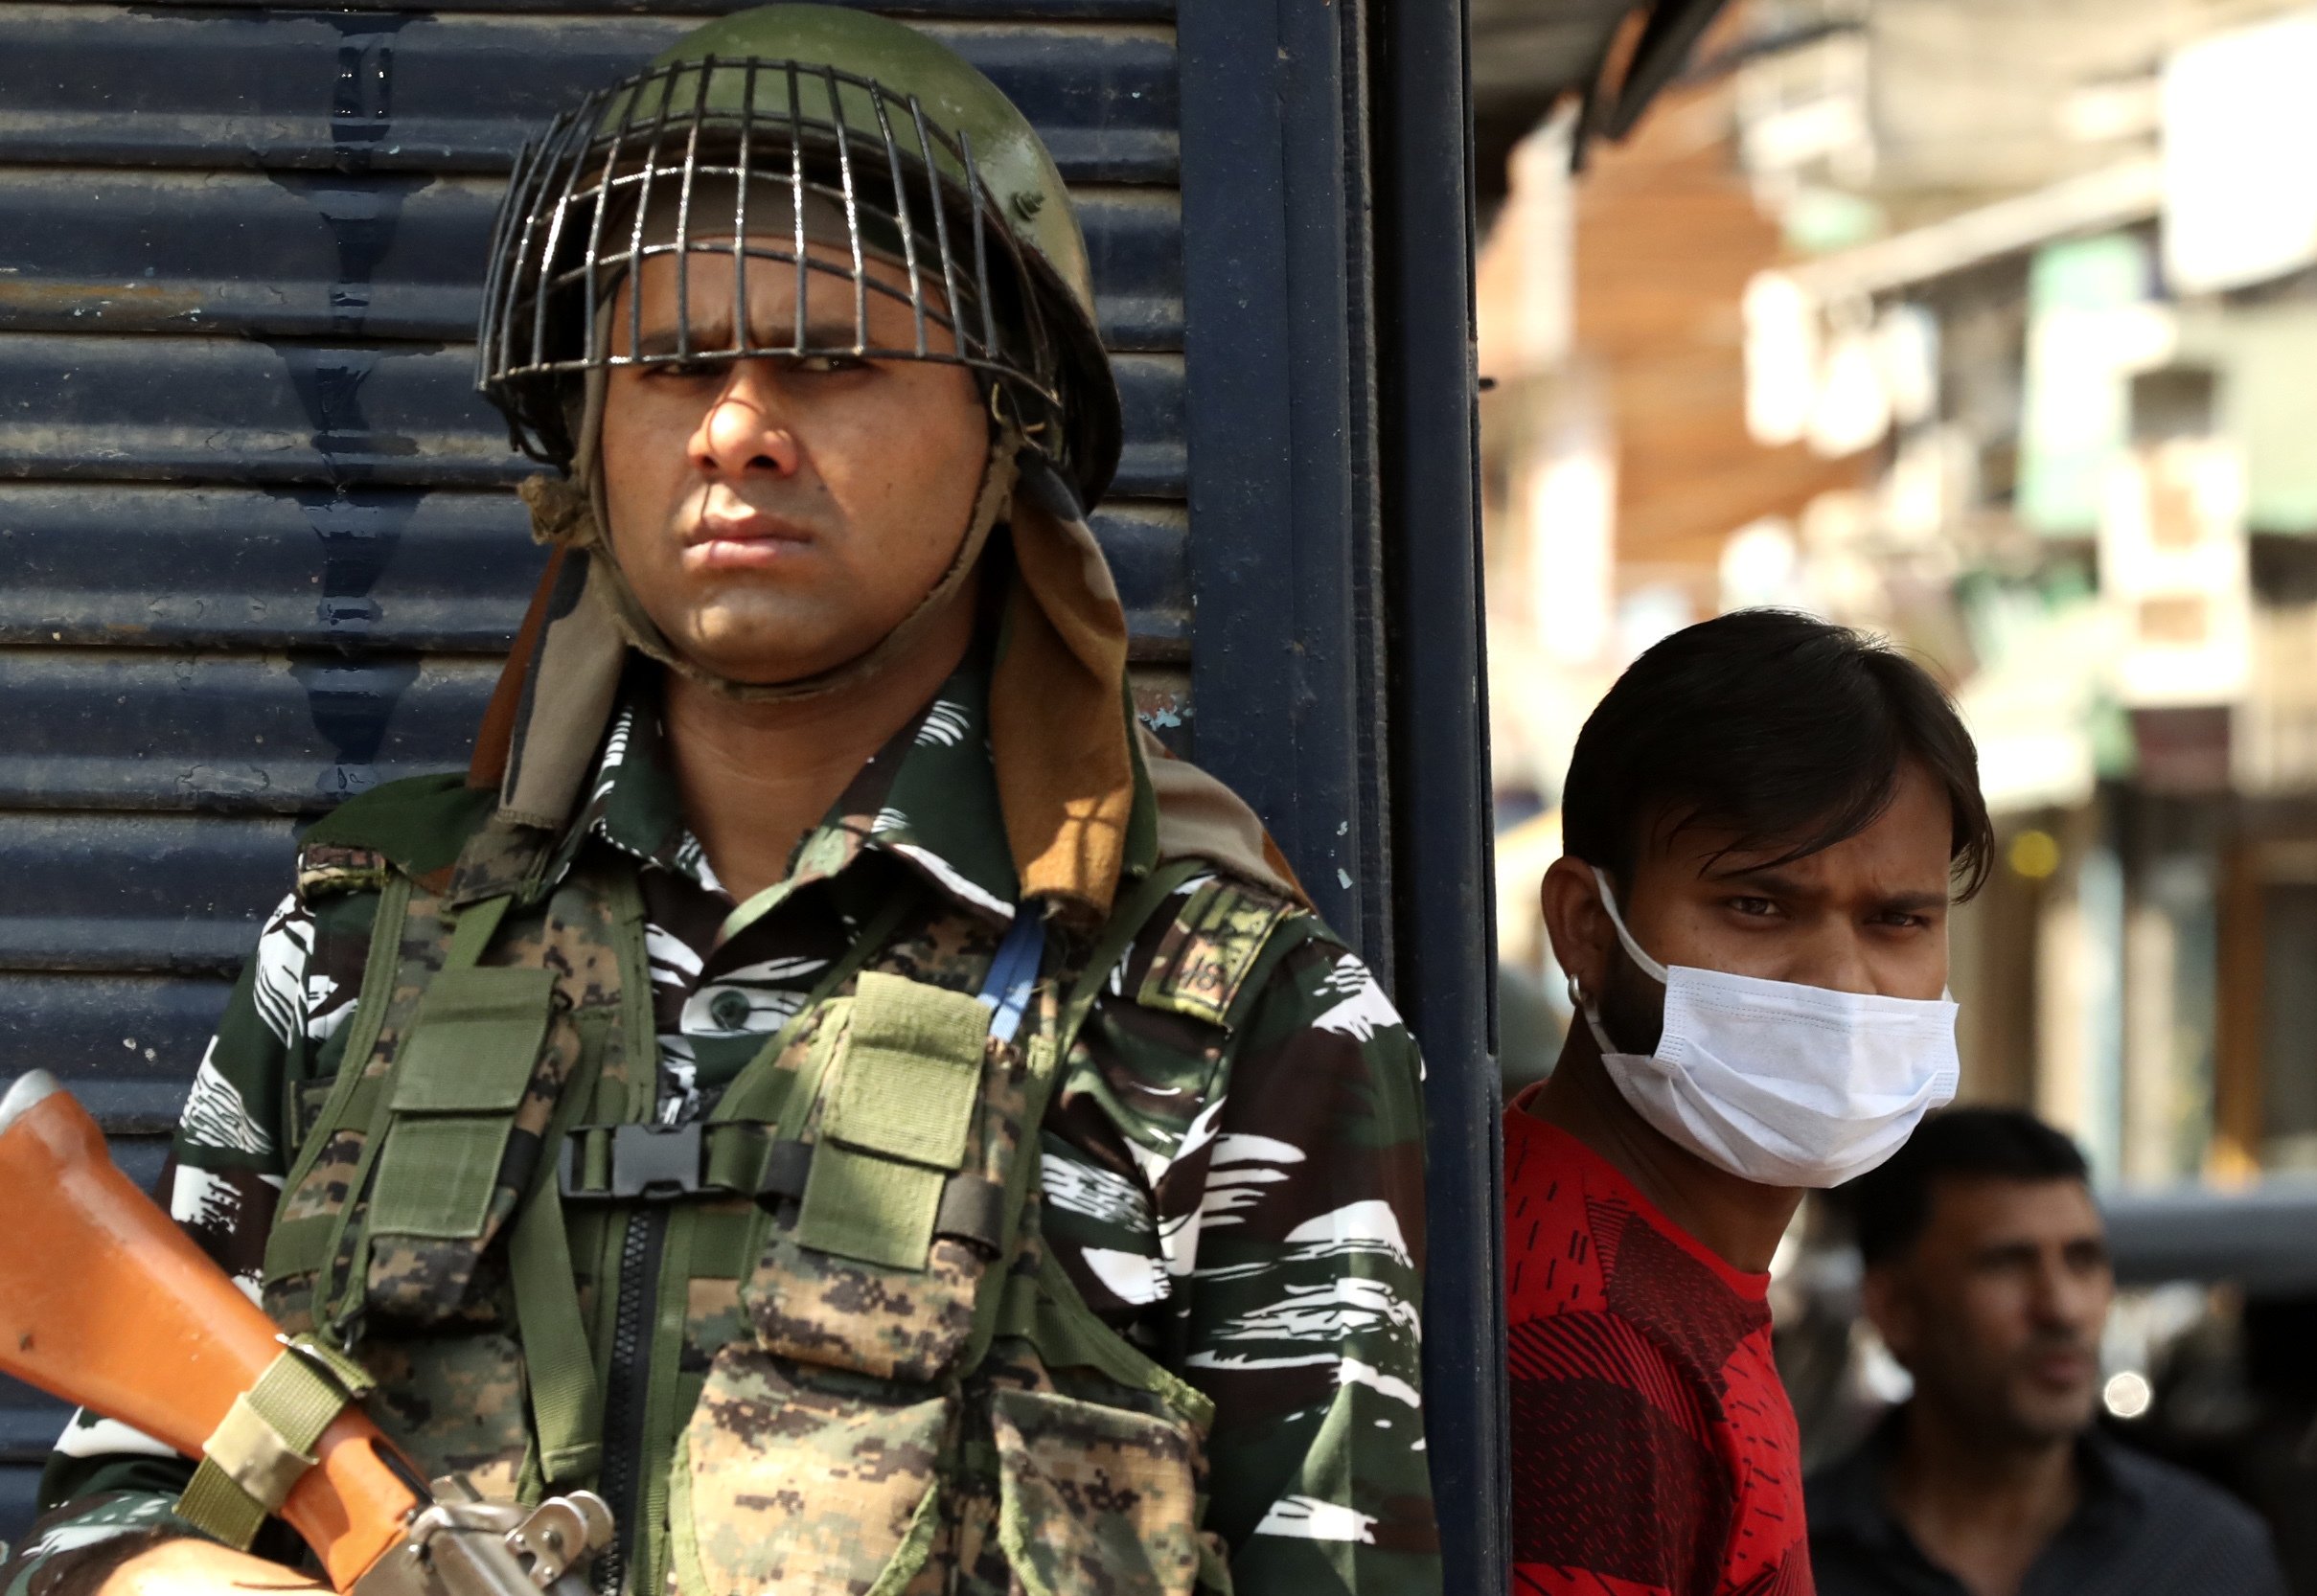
[0,0,1187,1533]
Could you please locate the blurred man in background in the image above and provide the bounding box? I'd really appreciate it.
[1810,1108,2287,1596]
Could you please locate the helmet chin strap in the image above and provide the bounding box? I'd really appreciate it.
[547,355,1023,704]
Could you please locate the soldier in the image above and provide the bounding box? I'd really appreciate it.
[0,10,1437,1594]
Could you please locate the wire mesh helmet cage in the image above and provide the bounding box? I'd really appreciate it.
[477,55,1069,476]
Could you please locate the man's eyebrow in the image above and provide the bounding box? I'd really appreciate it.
[631,315,869,356]
[631,324,732,357]
[798,315,874,348]
[1875,889,1951,914]
[1700,862,1948,912]
[1702,862,1818,896]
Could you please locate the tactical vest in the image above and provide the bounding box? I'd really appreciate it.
[258,822,1305,1596]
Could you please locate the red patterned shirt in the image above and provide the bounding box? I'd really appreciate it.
[1503,1089,1813,1596]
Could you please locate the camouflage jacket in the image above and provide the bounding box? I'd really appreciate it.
[4,653,1438,1596]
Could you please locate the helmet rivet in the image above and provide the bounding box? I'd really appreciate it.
[1011,190,1044,220]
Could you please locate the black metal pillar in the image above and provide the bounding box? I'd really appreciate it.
[1374,1,1507,1594]
[1177,0,1379,957]
[1181,0,1499,1582]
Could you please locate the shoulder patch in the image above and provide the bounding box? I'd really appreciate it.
[295,842,391,903]
[1136,877,1298,1028]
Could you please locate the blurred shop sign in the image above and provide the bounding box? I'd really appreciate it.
[1524,395,1616,669]
[1493,808,1561,976]
[2098,369,2251,710]
[2172,301,2317,534]
[1742,278,1938,457]
[2163,9,2317,295]
[2020,234,2175,536]
[1957,595,2113,814]
[1746,167,2163,465]
[1502,108,1578,376]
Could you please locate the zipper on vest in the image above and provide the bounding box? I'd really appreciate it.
[593,1206,667,1596]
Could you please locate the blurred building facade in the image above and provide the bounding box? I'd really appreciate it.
[1481,0,2317,1189]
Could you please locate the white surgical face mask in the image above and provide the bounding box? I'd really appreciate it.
[1578,867,1958,1189]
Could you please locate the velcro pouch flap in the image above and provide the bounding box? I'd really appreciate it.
[390,967,559,1112]
[823,971,990,1170]
[370,966,557,1240]
[369,1117,513,1240]
[792,1143,947,1271]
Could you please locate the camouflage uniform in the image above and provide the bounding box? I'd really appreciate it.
[3,648,1437,1595]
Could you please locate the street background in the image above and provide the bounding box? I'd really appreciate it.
[1478,2,2317,1584]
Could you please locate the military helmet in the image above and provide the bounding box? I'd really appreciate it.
[476,5,1121,504]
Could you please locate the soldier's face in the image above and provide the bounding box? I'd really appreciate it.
[597,242,987,685]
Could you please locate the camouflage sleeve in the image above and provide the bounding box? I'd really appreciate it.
[0,890,363,1596]
[1164,932,1439,1594]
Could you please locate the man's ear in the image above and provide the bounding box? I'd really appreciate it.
[1541,855,1615,1011]
[1861,1264,1918,1367]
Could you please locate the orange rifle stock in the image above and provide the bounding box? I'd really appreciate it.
[0,1072,610,1596]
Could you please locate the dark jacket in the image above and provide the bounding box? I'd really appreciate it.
[1807,1407,2288,1596]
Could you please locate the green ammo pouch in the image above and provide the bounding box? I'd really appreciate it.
[793,969,994,1271]
[366,965,559,1240]
[333,891,559,1263]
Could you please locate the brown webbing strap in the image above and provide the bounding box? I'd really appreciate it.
[468,542,568,792]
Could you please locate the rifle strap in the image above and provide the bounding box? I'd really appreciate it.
[175,1335,379,1550]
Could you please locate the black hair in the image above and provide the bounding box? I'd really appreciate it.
[1842,1106,2092,1267]
[1561,608,1994,898]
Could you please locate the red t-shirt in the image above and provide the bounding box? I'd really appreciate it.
[1503,1089,1813,1596]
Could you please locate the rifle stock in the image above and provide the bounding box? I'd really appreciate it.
[0,1073,609,1596]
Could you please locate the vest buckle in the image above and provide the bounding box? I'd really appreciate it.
[558,1122,704,1201]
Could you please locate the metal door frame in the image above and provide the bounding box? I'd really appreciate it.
[1178,0,1504,1585]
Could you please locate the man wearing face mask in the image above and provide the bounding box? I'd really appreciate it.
[1504,608,1993,1596]
[1,11,1436,1596]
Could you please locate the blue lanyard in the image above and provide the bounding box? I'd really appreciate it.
[975,911,1045,1044]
